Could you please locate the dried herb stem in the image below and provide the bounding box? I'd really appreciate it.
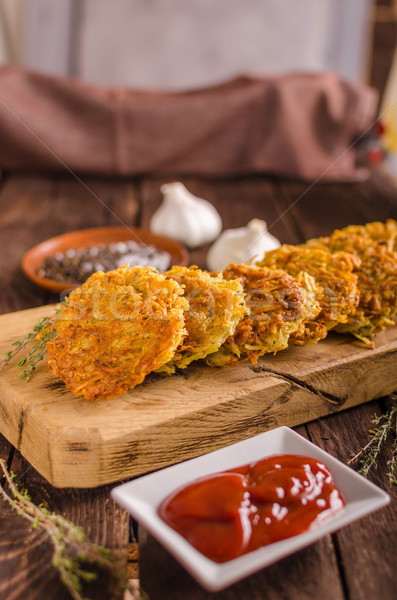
[0,459,128,600]
[348,397,397,484]
[0,311,60,380]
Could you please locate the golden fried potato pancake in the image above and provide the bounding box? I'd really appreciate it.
[305,225,397,344]
[257,245,360,345]
[46,266,188,401]
[206,263,320,366]
[158,266,246,373]
[331,219,397,253]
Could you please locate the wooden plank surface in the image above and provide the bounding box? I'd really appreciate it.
[0,173,140,311]
[306,405,397,600]
[139,520,346,600]
[0,173,138,600]
[0,444,129,600]
[0,170,396,600]
[278,170,397,241]
[0,304,396,488]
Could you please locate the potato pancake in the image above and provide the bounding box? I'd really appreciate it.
[257,245,360,345]
[206,263,320,366]
[158,266,246,372]
[332,219,397,253]
[46,266,188,401]
[306,225,397,344]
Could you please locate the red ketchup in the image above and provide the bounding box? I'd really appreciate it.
[158,454,345,563]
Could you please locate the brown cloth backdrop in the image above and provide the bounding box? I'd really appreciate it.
[0,66,378,181]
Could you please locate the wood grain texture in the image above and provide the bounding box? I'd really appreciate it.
[0,173,140,311]
[139,528,345,600]
[278,170,397,241]
[1,304,396,488]
[306,405,397,600]
[0,445,129,600]
[0,175,60,313]
[55,176,139,230]
[1,169,397,600]
[0,174,138,600]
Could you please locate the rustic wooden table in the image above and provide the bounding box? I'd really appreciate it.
[0,169,396,600]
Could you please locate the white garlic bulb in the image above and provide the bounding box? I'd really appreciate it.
[207,219,281,271]
[149,182,222,249]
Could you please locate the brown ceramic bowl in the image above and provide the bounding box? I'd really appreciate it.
[22,226,189,294]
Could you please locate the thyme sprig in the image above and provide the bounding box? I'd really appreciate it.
[348,397,397,485]
[0,310,60,381]
[0,459,129,600]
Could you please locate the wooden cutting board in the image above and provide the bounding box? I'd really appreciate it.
[0,305,397,488]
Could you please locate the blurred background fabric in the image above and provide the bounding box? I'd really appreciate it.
[0,0,395,179]
[0,67,378,180]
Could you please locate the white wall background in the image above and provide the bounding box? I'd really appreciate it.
[0,0,374,89]
[77,0,333,89]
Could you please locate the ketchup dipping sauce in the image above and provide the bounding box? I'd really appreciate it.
[158,454,345,563]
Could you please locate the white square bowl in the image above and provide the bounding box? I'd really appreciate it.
[111,426,390,592]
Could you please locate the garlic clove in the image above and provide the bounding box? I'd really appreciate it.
[206,219,281,271]
[149,182,222,249]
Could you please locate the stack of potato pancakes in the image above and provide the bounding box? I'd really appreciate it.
[46,220,397,401]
